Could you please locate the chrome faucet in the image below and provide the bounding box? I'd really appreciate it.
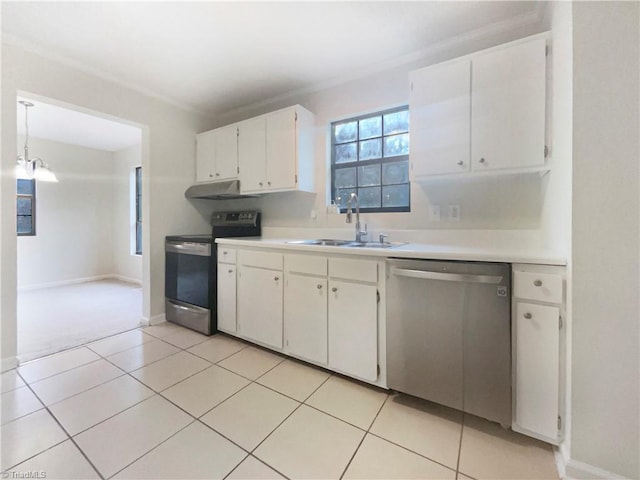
[345,192,368,242]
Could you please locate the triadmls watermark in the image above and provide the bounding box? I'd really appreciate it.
[1,471,46,479]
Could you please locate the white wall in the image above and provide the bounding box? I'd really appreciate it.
[17,137,115,289]
[570,2,639,478]
[1,42,212,368]
[113,144,142,284]
[196,19,550,238]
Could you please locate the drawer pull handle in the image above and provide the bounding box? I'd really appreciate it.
[332,287,338,293]
[524,312,532,319]
[317,284,323,289]
[228,269,233,273]
[222,251,227,255]
[274,276,280,281]
[533,279,543,287]
[479,158,486,164]
[457,160,464,166]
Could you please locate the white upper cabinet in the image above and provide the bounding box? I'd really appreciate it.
[471,37,546,171]
[410,60,471,176]
[239,105,315,195]
[410,35,547,178]
[196,130,216,182]
[238,116,267,192]
[195,125,239,183]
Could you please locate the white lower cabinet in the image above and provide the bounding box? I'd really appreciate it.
[284,274,328,364]
[217,263,237,333]
[328,279,378,382]
[237,265,283,350]
[512,264,565,445]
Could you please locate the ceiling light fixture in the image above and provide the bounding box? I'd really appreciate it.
[16,100,58,183]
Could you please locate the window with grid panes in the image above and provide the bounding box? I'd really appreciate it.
[17,179,36,236]
[331,107,410,212]
[135,166,142,255]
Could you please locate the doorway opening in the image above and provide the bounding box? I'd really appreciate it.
[16,95,145,362]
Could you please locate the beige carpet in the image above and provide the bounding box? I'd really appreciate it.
[18,279,142,362]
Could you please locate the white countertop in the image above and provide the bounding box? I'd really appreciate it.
[216,237,566,265]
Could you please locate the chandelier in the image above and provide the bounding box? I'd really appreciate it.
[16,100,58,183]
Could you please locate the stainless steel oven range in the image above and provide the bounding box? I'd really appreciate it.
[164,210,261,335]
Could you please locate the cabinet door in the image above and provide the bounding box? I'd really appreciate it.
[284,274,327,365]
[266,108,297,191]
[237,265,283,349]
[217,263,237,333]
[328,280,378,381]
[238,117,267,193]
[514,302,559,440]
[196,130,216,182]
[214,125,239,180]
[471,38,546,171]
[410,60,471,176]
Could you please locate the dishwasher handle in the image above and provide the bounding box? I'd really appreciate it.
[390,266,503,285]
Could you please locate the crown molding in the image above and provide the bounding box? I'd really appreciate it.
[216,7,547,121]
[1,32,213,119]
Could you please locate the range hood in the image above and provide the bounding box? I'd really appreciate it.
[184,180,257,200]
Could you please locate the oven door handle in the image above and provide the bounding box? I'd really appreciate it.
[390,267,503,285]
[165,242,211,256]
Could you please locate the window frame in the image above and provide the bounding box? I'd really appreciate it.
[17,178,36,236]
[135,166,142,255]
[330,106,410,214]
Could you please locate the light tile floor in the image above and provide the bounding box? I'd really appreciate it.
[1,322,560,479]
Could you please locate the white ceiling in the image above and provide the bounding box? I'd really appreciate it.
[16,97,141,152]
[2,1,544,117]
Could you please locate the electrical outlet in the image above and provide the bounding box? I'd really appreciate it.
[448,204,461,222]
[429,205,441,221]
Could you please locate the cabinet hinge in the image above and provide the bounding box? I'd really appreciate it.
[557,415,562,431]
[559,314,563,329]
[377,364,381,377]
[544,145,550,158]
[237,166,240,174]
[376,290,380,303]
[295,174,298,184]
[546,45,550,57]
[236,127,239,137]
[295,112,298,121]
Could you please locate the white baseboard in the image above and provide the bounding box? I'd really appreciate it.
[141,313,165,327]
[112,275,142,286]
[2,356,19,372]
[565,458,630,479]
[18,274,142,292]
[18,275,112,292]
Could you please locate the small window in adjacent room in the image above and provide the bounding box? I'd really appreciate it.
[135,166,142,255]
[331,106,410,213]
[17,178,36,236]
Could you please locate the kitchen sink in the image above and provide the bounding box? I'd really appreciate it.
[286,239,405,249]
[345,241,406,249]
[286,239,354,246]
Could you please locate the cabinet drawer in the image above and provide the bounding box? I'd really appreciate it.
[329,258,377,283]
[285,254,327,276]
[238,249,283,270]
[514,270,563,304]
[218,247,236,264]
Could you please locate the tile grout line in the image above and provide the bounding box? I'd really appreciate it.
[17,349,103,384]
[17,324,143,367]
[11,369,105,480]
[337,389,391,480]
[105,419,200,479]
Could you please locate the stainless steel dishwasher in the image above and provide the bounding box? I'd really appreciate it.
[386,258,511,426]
